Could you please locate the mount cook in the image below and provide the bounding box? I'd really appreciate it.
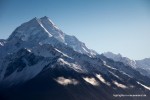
[0,16,150,100]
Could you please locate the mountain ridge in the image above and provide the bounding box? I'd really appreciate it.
[103,52,150,77]
[0,16,150,100]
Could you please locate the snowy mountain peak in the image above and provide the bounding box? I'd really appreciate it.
[41,16,49,19]
[40,16,56,27]
[7,16,97,56]
[7,17,53,42]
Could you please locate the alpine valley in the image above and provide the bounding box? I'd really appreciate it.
[0,16,150,100]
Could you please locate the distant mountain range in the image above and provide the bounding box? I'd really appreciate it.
[0,16,150,100]
[103,52,150,77]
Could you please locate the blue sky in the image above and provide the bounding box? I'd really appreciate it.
[0,0,150,60]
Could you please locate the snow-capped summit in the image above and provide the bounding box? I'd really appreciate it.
[8,17,52,42]
[40,16,65,42]
[7,16,97,56]
[40,16,55,26]
[40,16,60,30]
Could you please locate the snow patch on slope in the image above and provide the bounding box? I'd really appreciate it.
[103,60,117,70]
[96,74,110,86]
[83,77,99,86]
[57,58,83,72]
[55,77,79,86]
[119,71,133,78]
[38,20,52,37]
[109,71,122,80]
[0,42,4,46]
[113,81,127,89]
[57,58,70,66]
[54,48,72,59]
[137,81,150,91]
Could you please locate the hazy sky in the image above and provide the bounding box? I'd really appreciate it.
[0,0,150,60]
